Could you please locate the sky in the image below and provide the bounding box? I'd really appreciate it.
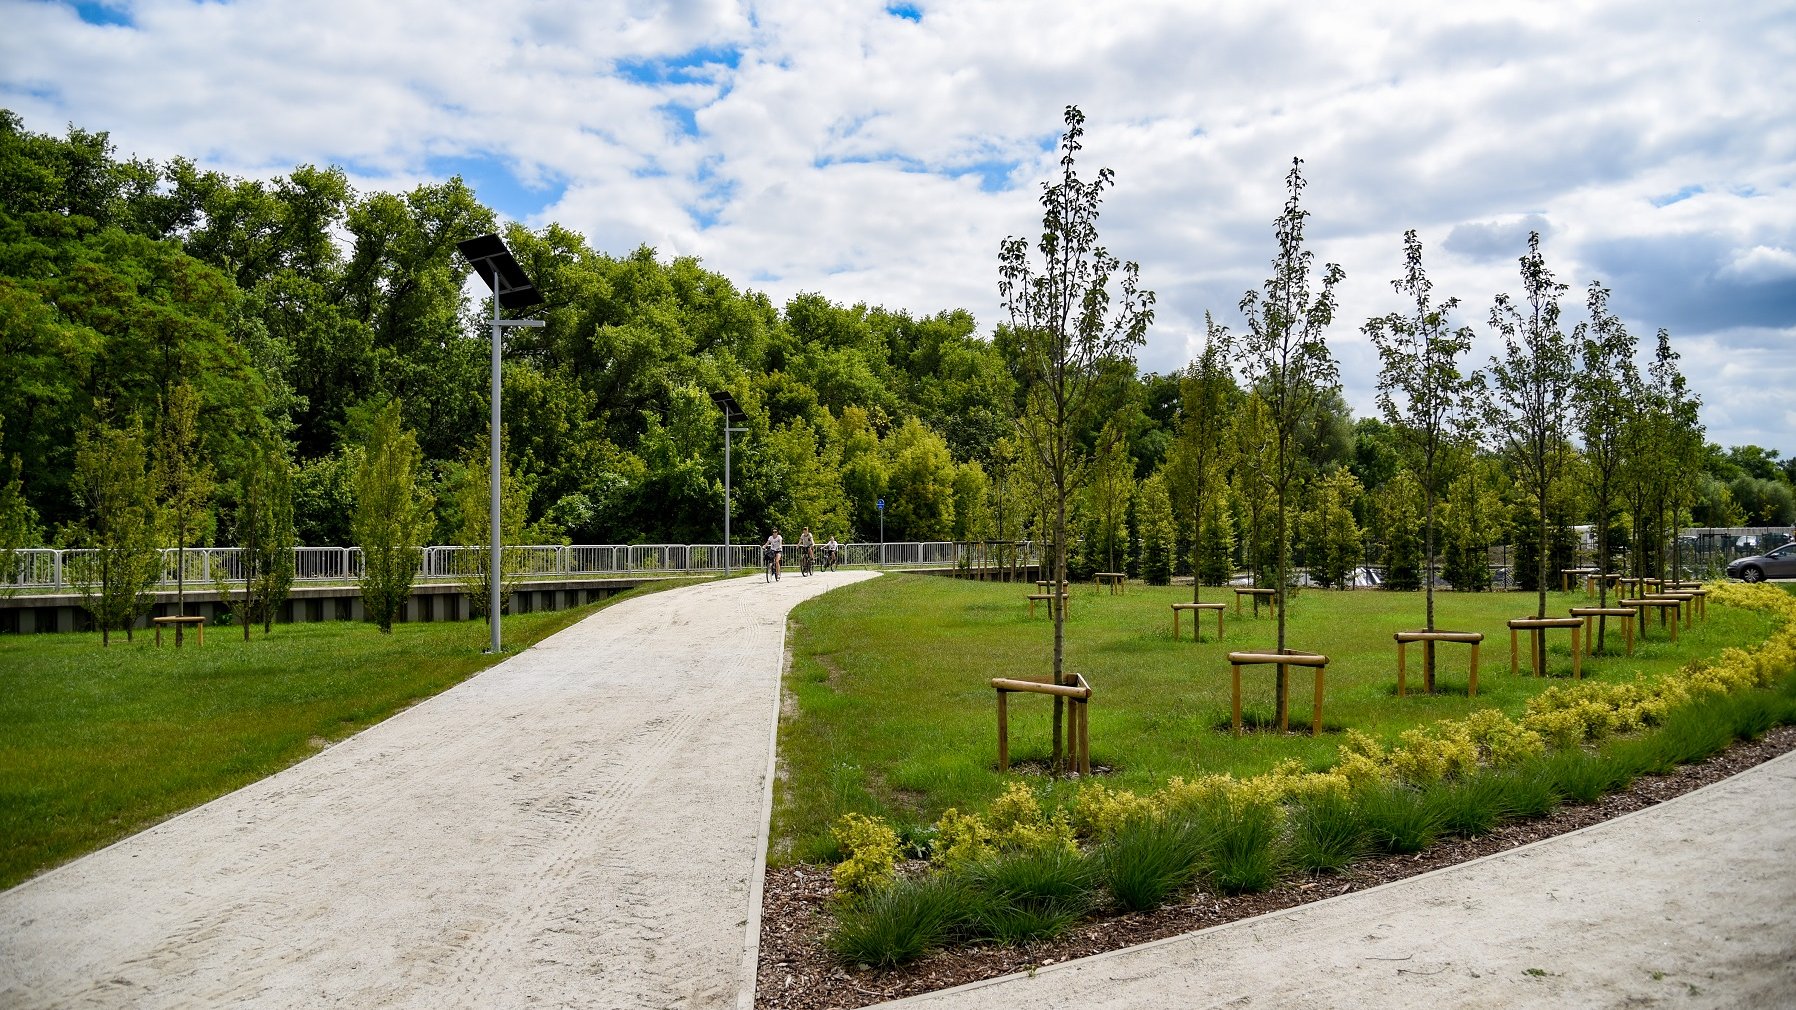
[5,0,1794,454]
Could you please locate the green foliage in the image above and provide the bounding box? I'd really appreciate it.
[1427,771,1511,838]
[449,433,531,618]
[1198,798,1285,894]
[1303,466,1364,588]
[1375,469,1424,590]
[0,414,40,595]
[152,383,214,641]
[831,812,902,895]
[220,439,296,637]
[352,400,432,632]
[1135,472,1176,585]
[1355,781,1444,854]
[67,415,162,644]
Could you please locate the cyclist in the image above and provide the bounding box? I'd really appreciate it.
[823,534,840,572]
[798,527,815,576]
[763,528,784,581]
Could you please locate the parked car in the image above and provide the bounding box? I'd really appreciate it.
[1727,542,1796,583]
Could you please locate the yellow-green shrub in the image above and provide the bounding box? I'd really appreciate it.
[1071,782,1158,841]
[927,807,993,867]
[830,813,901,895]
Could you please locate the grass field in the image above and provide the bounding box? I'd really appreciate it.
[771,576,1780,863]
[0,578,707,889]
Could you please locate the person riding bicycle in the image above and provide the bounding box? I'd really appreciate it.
[798,527,815,576]
[823,534,840,571]
[763,528,784,580]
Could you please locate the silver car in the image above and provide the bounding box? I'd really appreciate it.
[1727,542,1796,582]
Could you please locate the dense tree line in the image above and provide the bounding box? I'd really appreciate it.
[5,108,1794,626]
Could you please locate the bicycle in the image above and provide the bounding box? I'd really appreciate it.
[764,548,779,583]
[800,546,814,577]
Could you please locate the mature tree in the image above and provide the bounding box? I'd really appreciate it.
[999,106,1153,770]
[1486,232,1576,676]
[1236,157,1343,726]
[1165,317,1236,602]
[69,416,162,644]
[1303,466,1365,589]
[353,399,432,633]
[1364,230,1477,687]
[152,383,213,645]
[1573,283,1637,645]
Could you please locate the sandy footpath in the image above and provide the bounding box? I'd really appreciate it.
[881,748,1796,1010]
[0,570,875,1010]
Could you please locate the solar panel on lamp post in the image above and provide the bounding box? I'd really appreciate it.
[710,390,747,566]
[456,234,544,655]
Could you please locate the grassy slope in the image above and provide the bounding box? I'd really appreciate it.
[0,578,707,889]
[772,576,1777,863]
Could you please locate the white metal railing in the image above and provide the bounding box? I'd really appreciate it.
[3,541,1038,592]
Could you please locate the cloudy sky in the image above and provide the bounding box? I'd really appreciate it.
[6,0,1794,453]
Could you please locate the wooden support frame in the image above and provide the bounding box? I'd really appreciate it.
[1569,607,1635,656]
[992,674,1091,775]
[1094,572,1127,595]
[1506,618,1584,679]
[1025,592,1070,619]
[1646,592,1697,630]
[1226,650,1327,736]
[1393,630,1483,697]
[152,615,206,647]
[1560,567,1599,593]
[1171,602,1226,642]
[1233,587,1278,618]
[1619,598,1680,642]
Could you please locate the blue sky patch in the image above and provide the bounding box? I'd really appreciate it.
[615,45,742,86]
[950,158,1019,193]
[886,3,922,21]
[1652,184,1704,207]
[64,1,133,27]
[427,153,566,221]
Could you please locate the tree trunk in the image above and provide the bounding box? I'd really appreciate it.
[1423,482,1437,691]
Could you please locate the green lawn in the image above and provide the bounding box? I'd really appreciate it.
[0,578,706,889]
[771,576,1778,863]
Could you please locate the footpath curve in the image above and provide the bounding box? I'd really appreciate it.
[0,570,876,1010]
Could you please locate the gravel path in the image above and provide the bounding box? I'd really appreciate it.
[877,748,1796,1010]
[0,570,876,1010]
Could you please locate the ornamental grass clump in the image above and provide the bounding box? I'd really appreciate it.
[826,874,973,967]
[1356,781,1444,855]
[1197,798,1286,894]
[1096,812,1208,911]
[1486,759,1563,819]
[1287,789,1368,873]
[962,844,1096,943]
[1427,771,1513,838]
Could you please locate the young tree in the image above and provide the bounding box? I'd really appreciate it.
[152,383,213,646]
[1486,233,1575,672]
[1236,158,1344,726]
[1648,331,1703,580]
[353,399,433,633]
[69,416,162,645]
[1135,472,1176,585]
[1165,317,1236,603]
[1573,283,1637,646]
[240,440,296,636]
[1364,231,1478,687]
[1084,430,1134,576]
[1230,394,1277,587]
[999,106,1153,770]
[451,433,529,618]
[1376,469,1425,590]
[1303,466,1364,588]
[1440,453,1504,591]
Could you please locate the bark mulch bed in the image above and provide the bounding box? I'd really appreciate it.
[754,724,1796,1009]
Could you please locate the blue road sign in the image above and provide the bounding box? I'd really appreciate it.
[876,498,885,511]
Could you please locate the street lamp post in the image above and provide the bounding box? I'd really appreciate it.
[456,234,543,655]
[710,391,747,567]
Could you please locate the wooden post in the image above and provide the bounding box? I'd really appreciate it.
[1572,627,1582,680]
[996,690,1009,772]
[1231,662,1243,736]
[1509,627,1519,677]
[1277,662,1289,732]
[1311,667,1325,737]
[1469,642,1479,696]
[1396,639,1407,698]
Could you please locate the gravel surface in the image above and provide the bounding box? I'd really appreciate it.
[0,570,876,1010]
[756,726,1796,1010]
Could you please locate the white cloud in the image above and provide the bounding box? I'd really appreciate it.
[5,0,1794,450]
